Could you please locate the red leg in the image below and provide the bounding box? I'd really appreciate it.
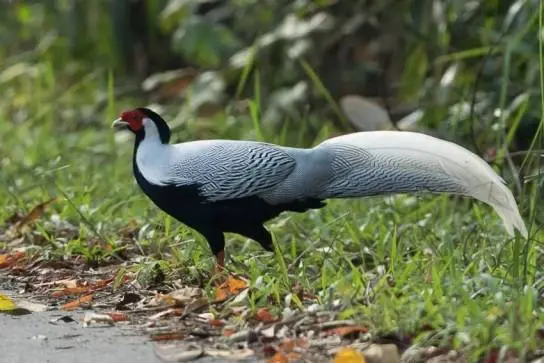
[214,249,225,275]
[201,229,226,278]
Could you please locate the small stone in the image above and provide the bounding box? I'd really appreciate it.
[306,303,321,313]
[363,344,400,363]
[260,325,276,338]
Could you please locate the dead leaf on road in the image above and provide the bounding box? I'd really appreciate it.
[105,312,129,322]
[62,293,93,311]
[0,292,31,315]
[333,347,366,363]
[151,332,186,342]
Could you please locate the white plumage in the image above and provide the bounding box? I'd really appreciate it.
[318,131,528,238]
[134,118,527,239]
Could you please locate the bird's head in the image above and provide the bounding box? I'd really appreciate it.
[112,107,171,144]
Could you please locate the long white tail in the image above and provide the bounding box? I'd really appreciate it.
[316,131,528,238]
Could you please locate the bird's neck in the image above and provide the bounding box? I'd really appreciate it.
[133,132,170,186]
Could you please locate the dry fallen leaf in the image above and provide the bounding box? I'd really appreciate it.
[333,347,366,363]
[326,325,368,339]
[222,327,235,337]
[12,197,58,234]
[263,338,307,362]
[151,331,186,341]
[209,318,225,327]
[0,251,26,269]
[215,276,248,302]
[0,292,31,315]
[149,293,176,307]
[106,312,129,322]
[52,286,90,297]
[268,352,289,363]
[286,352,302,361]
[92,277,113,289]
[279,338,308,353]
[51,277,113,298]
[44,278,79,289]
[215,288,229,303]
[256,308,277,323]
[62,293,93,311]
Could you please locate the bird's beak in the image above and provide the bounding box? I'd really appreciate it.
[111,118,129,129]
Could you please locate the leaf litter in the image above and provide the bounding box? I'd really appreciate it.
[1,200,542,362]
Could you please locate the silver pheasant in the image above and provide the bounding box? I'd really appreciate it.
[112,107,528,270]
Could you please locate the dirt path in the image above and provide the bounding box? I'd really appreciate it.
[0,308,158,363]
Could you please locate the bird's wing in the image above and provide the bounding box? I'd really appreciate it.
[164,141,297,201]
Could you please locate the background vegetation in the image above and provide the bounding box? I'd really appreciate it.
[1,0,543,361]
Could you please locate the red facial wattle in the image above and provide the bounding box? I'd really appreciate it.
[120,110,144,131]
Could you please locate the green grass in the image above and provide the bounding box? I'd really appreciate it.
[1,42,544,363]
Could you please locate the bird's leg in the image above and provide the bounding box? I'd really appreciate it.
[215,249,225,273]
[201,229,227,283]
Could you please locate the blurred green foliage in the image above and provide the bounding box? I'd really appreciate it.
[0,0,542,166]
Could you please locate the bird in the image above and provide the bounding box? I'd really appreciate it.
[112,107,528,271]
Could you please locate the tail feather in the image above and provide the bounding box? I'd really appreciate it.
[316,131,528,238]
